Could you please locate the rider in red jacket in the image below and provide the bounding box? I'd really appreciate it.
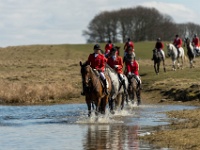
[81,44,108,95]
[126,55,142,90]
[105,40,113,58]
[173,34,182,57]
[107,47,127,94]
[152,38,165,60]
[192,34,200,54]
[124,38,134,56]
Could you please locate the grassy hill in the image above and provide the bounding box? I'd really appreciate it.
[0,42,199,105]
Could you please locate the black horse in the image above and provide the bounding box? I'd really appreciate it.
[184,38,195,68]
[152,49,166,74]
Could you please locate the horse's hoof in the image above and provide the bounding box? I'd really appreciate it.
[110,110,115,115]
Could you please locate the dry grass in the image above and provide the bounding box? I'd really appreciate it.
[0,45,83,104]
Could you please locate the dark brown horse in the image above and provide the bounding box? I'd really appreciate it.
[128,76,141,106]
[80,61,111,116]
[152,48,166,74]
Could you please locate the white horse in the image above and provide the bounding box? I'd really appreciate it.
[105,65,129,113]
[166,43,185,70]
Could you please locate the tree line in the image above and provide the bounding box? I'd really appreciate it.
[83,6,200,43]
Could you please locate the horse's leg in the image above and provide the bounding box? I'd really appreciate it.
[101,96,108,114]
[86,96,91,117]
[136,89,141,106]
[172,59,176,71]
[116,94,122,110]
[109,97,114,112]
[163,59,166,72]
[109,98,115,114]
[95,98,101,116]
[121,94,125,110]
[154,62,158,74]
[157,63,160,74]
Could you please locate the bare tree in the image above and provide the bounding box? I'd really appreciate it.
[83,6,200,43]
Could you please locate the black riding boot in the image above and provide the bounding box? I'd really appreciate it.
[103,79,109,95]
[134,75,142,90]
[177,47,180,57]
[121,79,128,95]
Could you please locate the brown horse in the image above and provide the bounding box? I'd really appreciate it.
[128,76,141,106]
[80,61,111,116]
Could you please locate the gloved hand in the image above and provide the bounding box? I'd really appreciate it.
[114,65,118,68]
[128,72,131,78]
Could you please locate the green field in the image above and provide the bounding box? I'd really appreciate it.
[0,41,199,104]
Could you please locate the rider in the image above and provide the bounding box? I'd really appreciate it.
[124,38,134,57]
[82,44,109,95]
[126,55,142,90]
[192,34,200,54]
[107,47,128,94]
[173,34,182,57]
[105,39,113,58]
[152,38,165,60]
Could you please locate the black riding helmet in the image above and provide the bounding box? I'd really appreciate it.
[93,44,101,50]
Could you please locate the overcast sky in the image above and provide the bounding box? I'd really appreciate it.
[1,0,200,47]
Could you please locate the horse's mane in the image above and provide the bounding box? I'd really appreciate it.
[105,64,118,74]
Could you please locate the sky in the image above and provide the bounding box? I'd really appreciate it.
[0,0,200,47]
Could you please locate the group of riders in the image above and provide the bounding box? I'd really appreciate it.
[81,38,141,96]
[152,34,200,60]
[81,33,200,96]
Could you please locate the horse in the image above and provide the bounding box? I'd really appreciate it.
[105,64,129,113]
[80,61,112,117]
[184,38,195,68]
[127,75,141,106]
[152,48,166,74]
[166,43,185,70]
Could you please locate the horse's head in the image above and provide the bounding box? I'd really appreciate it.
[80,61,92,87]
[166,43,173,57]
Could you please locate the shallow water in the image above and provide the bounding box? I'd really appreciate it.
[0,103,197,150]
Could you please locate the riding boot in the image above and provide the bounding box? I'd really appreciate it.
[134,75,142,90]
[121,79,128,95]
[177,47,180,57]
[103,79,109,95]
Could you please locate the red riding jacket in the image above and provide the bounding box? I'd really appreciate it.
[107,55,123,74]
[192,37,200,47]
[124,41,134,52]
[155,41,164,50]
[87,53,106,72]
[126,60,139,76]
[105,43,113,56]
[173,38,182,48]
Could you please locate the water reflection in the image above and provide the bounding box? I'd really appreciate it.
[82,124,151,150]
[0,104,198,150]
